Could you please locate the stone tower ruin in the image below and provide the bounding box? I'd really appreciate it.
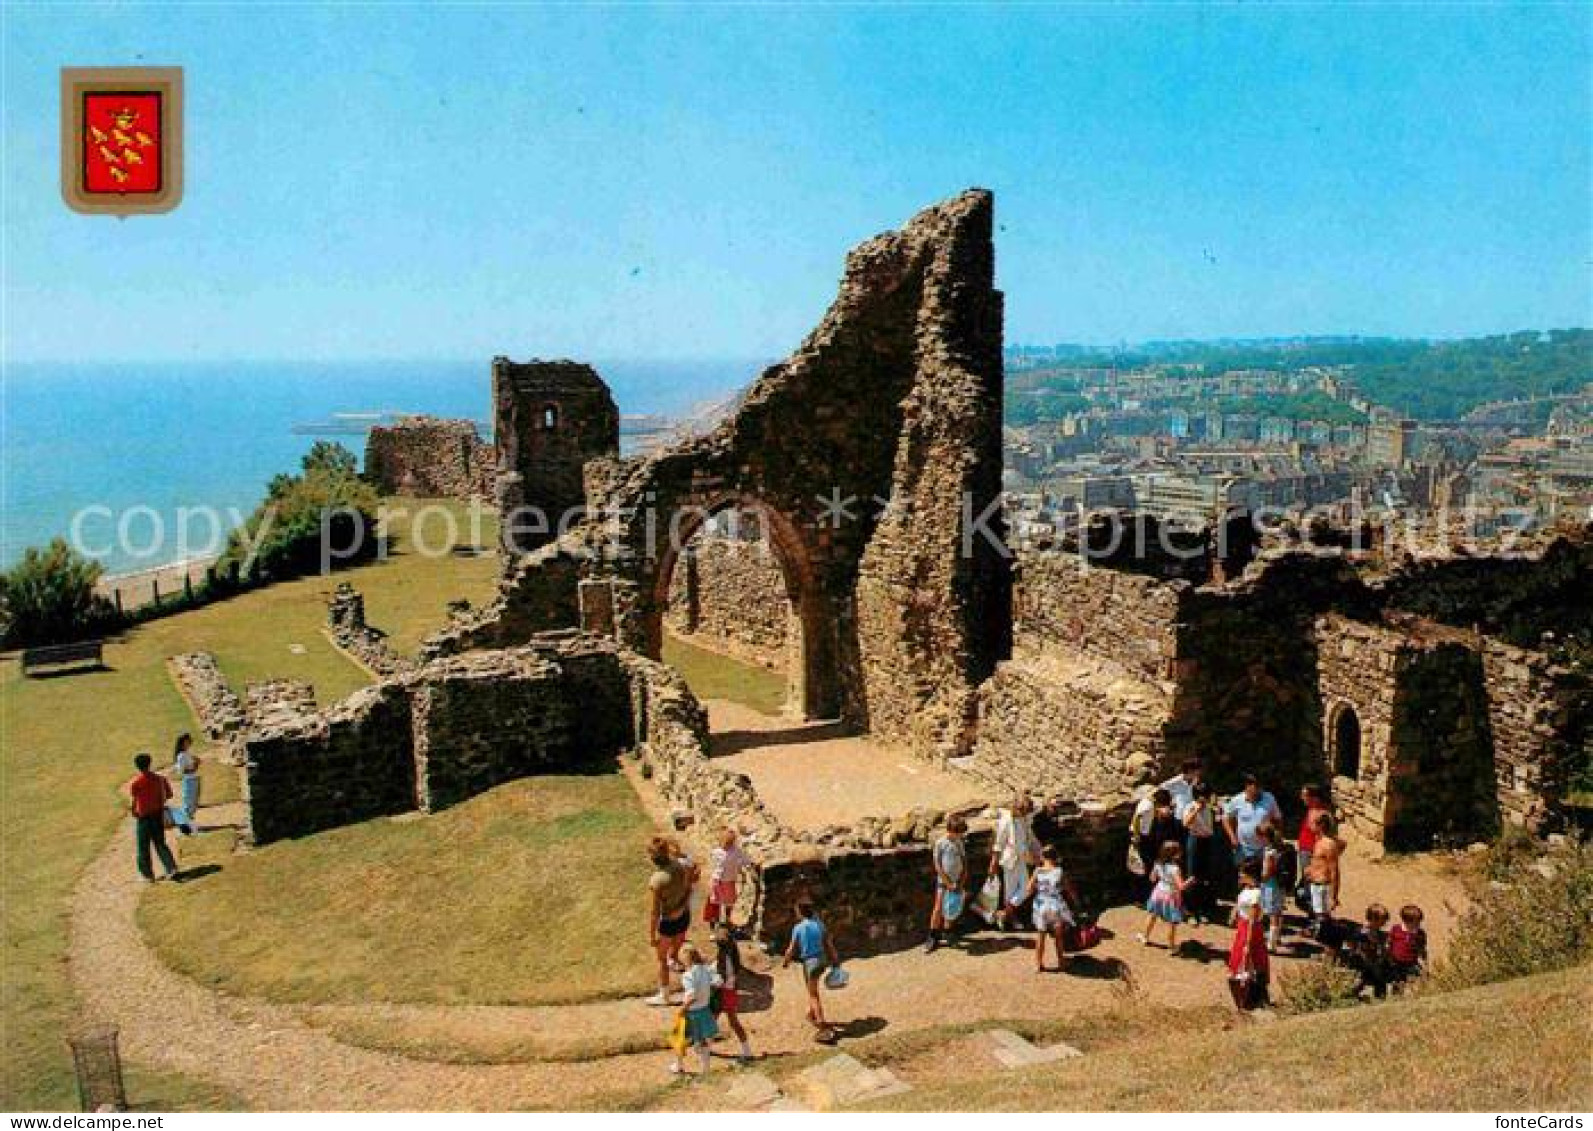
[492,358,620,554]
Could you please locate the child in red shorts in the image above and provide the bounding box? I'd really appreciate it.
[713,922,754,1063]
[705,826,749,928]
[1388,904,1428,988]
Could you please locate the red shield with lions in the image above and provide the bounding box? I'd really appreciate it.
[81,92,164,194]
[61,67,183,216]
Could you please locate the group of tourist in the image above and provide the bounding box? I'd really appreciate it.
[921,762,1433,1011]
[645,827,764,1075]
[121,734,203,883]
[641,760,1439,1074]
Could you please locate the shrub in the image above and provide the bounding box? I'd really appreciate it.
[1424,838,1593,993]
[1277,955,1363,1015]
[216,443,380,583]
[0,538,119,648]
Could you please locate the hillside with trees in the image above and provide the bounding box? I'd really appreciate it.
[1006,329,1591,421]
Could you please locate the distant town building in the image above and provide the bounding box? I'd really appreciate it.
[1367,411,1418,469]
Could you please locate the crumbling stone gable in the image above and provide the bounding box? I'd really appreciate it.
[493,359,619,554]
[579,190,1010,757]
[364,415,494,500]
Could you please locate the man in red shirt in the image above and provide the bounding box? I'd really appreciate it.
[1296,783,1331,888]
[125,753,179,882]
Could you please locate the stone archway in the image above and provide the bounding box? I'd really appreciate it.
[650,494,841,720]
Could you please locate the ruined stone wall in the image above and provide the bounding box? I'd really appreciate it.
[1385,640,1495,849]
[1169,553,1374,801]
[241,633,637,844]
[1314,614,1404,838]
[1482,641,1590,835]
[622,652,785,861]
[664,533,790,670]
[167,652,246,740]
[326,583,414,677]
[409,648,615,811]
[419,539,583,659]
[1378,530,1593,650]
[1008,551,1184,682]
[971,651,1171,801]
[756,800,1133,953]
[972,549,1365,818]
[364,416,494,500]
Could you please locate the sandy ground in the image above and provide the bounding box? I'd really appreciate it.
[706,699,987,830]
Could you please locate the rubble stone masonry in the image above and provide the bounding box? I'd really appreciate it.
[364,416,494,500]
[665,531,791,670]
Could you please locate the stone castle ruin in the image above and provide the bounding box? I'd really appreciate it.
[364,415,495,500]
[210,190,1590,950]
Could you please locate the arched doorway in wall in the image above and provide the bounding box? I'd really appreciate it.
[650,496,840,721]
[1332,703,1363,781]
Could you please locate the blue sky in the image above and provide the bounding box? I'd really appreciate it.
[4,2,1589,362]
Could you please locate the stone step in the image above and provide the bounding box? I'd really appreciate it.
[981,1028,1084,1069]
[790,1052,914,1109]
[724,1070,783,1110]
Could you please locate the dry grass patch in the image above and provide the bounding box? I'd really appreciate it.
[868,964,1592,1111]
[140,774,660,1007]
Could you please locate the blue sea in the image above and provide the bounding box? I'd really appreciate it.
[2,359,763,573]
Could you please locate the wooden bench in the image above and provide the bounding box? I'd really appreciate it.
[20,639,105,676]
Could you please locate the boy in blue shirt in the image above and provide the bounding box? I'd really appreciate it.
[783,898,840,1034]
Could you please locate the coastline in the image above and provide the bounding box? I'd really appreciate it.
[95,555,219,614]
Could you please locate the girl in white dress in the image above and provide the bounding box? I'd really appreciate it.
[1024,845,1076,972]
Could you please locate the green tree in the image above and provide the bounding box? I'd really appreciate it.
[301,440,359,478]
[217,443,379,583]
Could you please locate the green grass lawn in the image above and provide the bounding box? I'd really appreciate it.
[0,500,498,1109]
[661,633,787,715]
[139,774,658,1006]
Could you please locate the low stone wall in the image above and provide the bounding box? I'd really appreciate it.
[244,679,318,731]
[756,800,1133,953]
[241,633,637,844]
[242,682,417,845]
[364,415,494,500]
[326,583,414,677]
[167,652,246,740]
[623,652,784,858]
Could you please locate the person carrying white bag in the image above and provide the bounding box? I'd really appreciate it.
[988,793,1040,931]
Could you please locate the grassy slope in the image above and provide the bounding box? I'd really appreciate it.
[139,774,658,1006]
[661,633,787,715]
[0,501,496,1109]
[872,964,1593,1112]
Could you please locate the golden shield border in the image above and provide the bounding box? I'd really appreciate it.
[61,66,184,216]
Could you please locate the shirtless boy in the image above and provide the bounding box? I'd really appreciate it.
[1304,810,1342,936]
